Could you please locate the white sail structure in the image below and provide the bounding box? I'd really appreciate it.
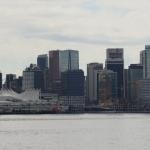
[0,88,40,102]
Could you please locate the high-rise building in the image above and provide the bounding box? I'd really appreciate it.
[105,48,124,100]
[124,69,128,100]
[37,54,48,70]
[11,76,23,93]
[61,70,85,96]
[86,63,103,105]
[98,69,118,106]
[140,45,150,79]
[127,64,143,104]
[43,69,50,92]
[140,51,144,65]
[138,79,150,104]
[5,74,16,89]
[86,63,104,104]
[49,50,79,94]
[37,54,49,92]
[0,72,2,90]
[59,50,79,72]
[22,64,44,91]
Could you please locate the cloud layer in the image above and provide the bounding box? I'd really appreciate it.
[0,0,149,76]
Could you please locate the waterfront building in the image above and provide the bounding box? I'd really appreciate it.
[5,74,16,89]
[140,45,150,79]
[37,54,48,71]
[138,79,150,104]
[127,64,143,104]
[105,48,124,100]
[22,64,44,91]
[0,88,40,101]
[59,96,85,107]
[61,70,85,96]
[40,93,58,101]
[97,69,118,106]
[49,50,79,94]
[86,63,103,105]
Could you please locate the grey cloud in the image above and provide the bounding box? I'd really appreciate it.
[18,26,150,46]
[0,0,149,75]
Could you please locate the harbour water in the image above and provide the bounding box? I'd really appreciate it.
[0,114,150,150]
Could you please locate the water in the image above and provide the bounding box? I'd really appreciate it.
[0,114,150,150]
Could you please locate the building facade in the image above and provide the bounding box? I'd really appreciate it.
[98,69,118,106]
[49,50,79,94]
[59,50,79,72]
[5,74,16,89]
[86,63,103,105]
[138,79,150,104]
[0,72,2,90]
[140,45,150,79]
[37,54,49,92]
[105,48,124,100]
[124,69,128,100]
[11,76,23,93]
[61,70,85,96]
[127,64,143,104]
[22,64,44,91]
[37,54,48,71]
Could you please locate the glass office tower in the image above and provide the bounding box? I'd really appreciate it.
[37,54,48,71]
[49,50,79,94]
[140,45,150,79]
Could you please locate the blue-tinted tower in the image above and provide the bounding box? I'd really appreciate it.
[61,70,85,96]
[37,54,48,70]
[105,48,124,100]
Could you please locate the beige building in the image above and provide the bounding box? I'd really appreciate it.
[86,63,103,104]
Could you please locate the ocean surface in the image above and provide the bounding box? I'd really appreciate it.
[0,114,150,150]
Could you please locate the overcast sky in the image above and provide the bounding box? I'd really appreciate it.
[0,0,149,77]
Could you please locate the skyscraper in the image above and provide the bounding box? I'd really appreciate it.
[124,69,128,100]
[105,48,124,100]
[86,63,103,105]
[98,69,118,106]
[37,54,49,92]
[49,50,79,94]
[22,64,44,91]
[11,76,23,93]
[59,50,79,72]
[127,64,143,104]
[138,79,150,104]
[140,45,150,79]
[5,74,16,89]
[0,72,2,90]
[61,70,85,96]
[37,54,48,70]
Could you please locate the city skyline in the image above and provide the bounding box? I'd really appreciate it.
[0,0,150,75]
[0,46,147,78]
[0,1,150,150]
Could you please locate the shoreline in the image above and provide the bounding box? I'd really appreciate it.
[1,111,150,115]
